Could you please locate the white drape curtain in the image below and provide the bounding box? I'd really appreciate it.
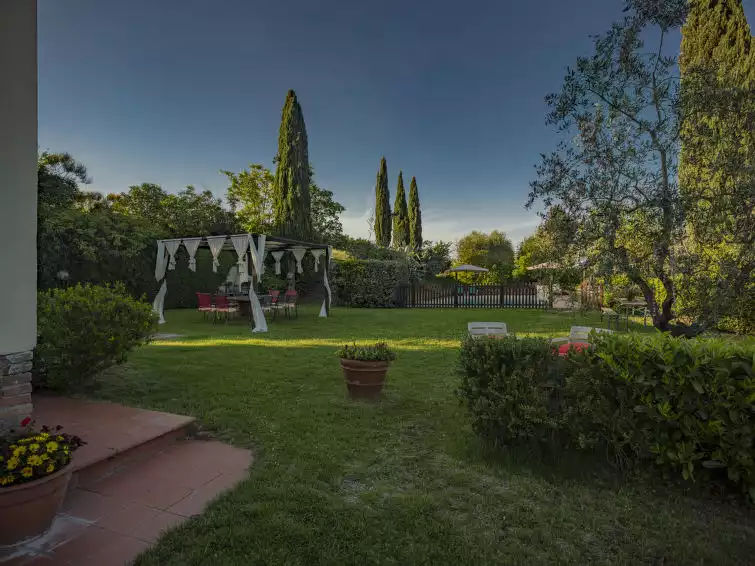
[206,235,227,273]
[249,235,268,333]
[182,238,202,272]
[319,247,331,318]
[230,235,250,283]
[152,241,169,324]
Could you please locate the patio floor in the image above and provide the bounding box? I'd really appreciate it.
[0,396,252,565]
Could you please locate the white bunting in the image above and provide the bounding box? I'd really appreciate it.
[231,235,250,283]
[311,249,325,272]
[182,238,201,272]
[291,247,307,274]
[271,251,285,275]
[206,235,227,273]
[164,240,180,271]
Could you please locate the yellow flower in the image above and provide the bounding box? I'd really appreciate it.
[40,432,49,440]
[21,467,33,478]
[27,454,43,467]
[6,457,19,471]
[13,446,27,457]
[56,436,64,441]
[29,443,40,453]
[45,442,58,454]
[0,476,14,486]
[41,454,49,462]
[45,463,55,474]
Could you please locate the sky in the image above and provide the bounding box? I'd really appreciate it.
[37,0,755,246]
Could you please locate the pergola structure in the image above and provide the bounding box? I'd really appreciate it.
[153,234,331,333]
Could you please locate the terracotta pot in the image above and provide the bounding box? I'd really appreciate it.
[340,359,390,401]
[0,465,72,547]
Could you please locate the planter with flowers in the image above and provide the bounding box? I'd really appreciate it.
[336,342,396,401]
[0,418,84,547]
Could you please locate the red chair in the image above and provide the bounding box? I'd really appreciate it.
[196,292,214,320]
[212,295,238,324]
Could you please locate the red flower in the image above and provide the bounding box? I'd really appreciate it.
[20,417,31,427]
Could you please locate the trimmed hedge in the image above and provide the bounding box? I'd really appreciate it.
[459,332,755,497]
[330,259,407,307]
[36,283,157,392]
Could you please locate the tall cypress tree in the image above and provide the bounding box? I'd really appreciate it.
[374,157,391,247]
[408,176,422,250]
[273,89,312,240]
[392,171,409,248]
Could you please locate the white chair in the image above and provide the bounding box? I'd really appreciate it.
[468,322,508,338]
[551,325,613,345]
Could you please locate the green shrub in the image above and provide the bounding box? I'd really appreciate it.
[36,283,157,392]
[330,259,407,307]
[336,342,396,362]
[458,332,755,496]
[577,333,755,494]
[458,335,567,445]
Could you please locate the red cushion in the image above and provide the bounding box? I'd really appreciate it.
[557,342,590,356]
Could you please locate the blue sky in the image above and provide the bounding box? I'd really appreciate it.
[38,0,755,245]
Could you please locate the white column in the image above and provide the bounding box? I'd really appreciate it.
[0,0,37,426]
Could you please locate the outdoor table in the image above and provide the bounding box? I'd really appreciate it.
[230,294,271,321]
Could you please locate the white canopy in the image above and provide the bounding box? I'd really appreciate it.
[152,233,331,333]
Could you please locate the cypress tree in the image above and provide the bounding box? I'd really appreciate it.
[408,176,422,250]
[273,89,312,240]
[392,171,409,248]
[374,157,391,247]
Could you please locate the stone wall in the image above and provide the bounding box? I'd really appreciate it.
[0,351,33,429]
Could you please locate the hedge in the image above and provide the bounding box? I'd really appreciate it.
[458,332,755,497]
[330,259,408,307]
[36,283,157,392]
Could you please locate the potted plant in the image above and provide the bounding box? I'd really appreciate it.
[0,418,84,547]
[336,342,396,401]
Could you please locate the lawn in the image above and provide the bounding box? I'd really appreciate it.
[94,307,754,565]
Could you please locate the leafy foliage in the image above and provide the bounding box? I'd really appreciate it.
[392,172,409,248]
[408,176,422,251]
[459,331,755,496]
[35,283,157,392]
[109,183,235,238]
[224,164,275,234]
[273,89,313,240]
[310,182,345,243]
[330,259,407,307]
[458,335,566,445]
[374,157,392,247]
[455,230,514,283]
[677,0,755,333]
[529,4,686,331]
[335,342,396,362]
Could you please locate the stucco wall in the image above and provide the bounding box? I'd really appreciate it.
[0,1,38,356]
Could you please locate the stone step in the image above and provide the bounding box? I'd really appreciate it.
[31,395,197,489]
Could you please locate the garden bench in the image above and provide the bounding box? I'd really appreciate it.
[468,322,508,338]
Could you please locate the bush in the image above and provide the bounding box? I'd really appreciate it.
[36,283,157,392]
[458,335,566,445]
[330,259,407,307]
[458,332,755,497]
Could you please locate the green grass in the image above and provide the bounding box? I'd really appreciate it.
[93,308,754,565]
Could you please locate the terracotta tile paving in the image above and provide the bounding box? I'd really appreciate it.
[1,397,253,565]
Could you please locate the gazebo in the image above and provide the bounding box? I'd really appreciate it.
[153,233,331,333]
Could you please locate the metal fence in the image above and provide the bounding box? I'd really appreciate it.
[394,282,546,309]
